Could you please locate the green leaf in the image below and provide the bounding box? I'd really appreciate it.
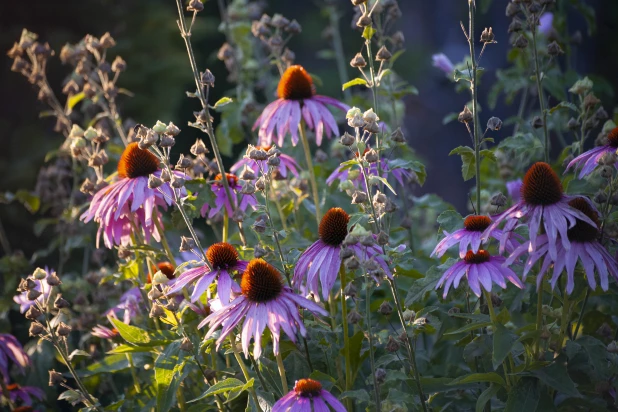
[188,378,245,403]
[405,259,456,305]
[549,101,578,114]
[347,331,370,384]
[492,323,518,370]
[68,349,91,360]
[436,210,463,233]
[155,341,187,412]
[342,78,368,91]
[110,318,152,345]
[213,97,233,109]
[14,190,40,213]
[78,354,134,377]
[340,389,370,403]
[476,384,500,412]
[504,378,540,412]
[531,361,579,397]
[448,372,505,387]
[371,175,397,195]
[454,69,472,83]
[479,149,497,162]
[444,321,492,336]
[362,26,377,41]
[449,146,476,181]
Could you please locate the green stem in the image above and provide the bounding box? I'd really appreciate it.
[535,286,544,357]
[483,291,511,390]
[364,271,381,411]
[223,211,229,243]
[276,353,289,394]
[467,0,481,215]
[557,283,571,353]
[298,120,321,227]
[328,5,351,101]
[531,26,549,162]
[127,354,142,393]
[155,217,177,267]
[328,294,345,386]
[269,183,289,232]
[340,267,352,409]
[573,289,589,339]
[229,336,263,412]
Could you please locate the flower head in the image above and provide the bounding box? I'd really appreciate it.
[167,242,248,303]
[91,325,119,340]
[230,145,300,179]
[80,142,185,248]
[432,53,454,75]
[6,382,44,407]
[432,215,519,258]
[294,208,391,301]
[436,250,524,298]
[253,65,348,147]
[204,173,257,219]
[485,162,598,260]
[0,334,29,378]
[14,267,53,314]
[566,126,618,179]
[200,258,328,359]
[505,197,618,294]
[273,378,346,412]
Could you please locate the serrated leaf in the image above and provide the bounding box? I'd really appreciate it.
[436,209,463,233]
[492,323,518,370]
[371,175,397,195]
[342,78,368,91]
[340,389,370,402]
[549,101,578,114]
[188,378,246,403]
[213,97,233,109]
[531,361,579,397]
[449,146,476,181]
[448,372,505,387]
[155,341,187,412]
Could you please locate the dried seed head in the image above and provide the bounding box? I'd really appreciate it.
[100,32,116,49]
[566,117,580,130]
[253,219,267,233]
[379,301,393,316]
[351,191,367,204]
[339,247,355,260]
[159,133,176,148]
[391,128,405,143]
[487,117,502,131]
[490,193,507,207]
[458,106,473,123]
[508,18,523,33]
[240,166,256,181]
[149,304,165,318]
[480,27,495,43]
[343,282,357,298]
[350,53,366,68]
[386,336,400,352]
[176,154,192,170]
[376,45,392,61]
[187,0,204,12]
[170,174,186,189]
[340,132,355,146]
[190,139,208,156]
[364,148,379,163]
[179,236,196,252]
[376,231,389,246]
[345,256,360,270]
[180,337,194,352]
[54,295,70,309]
[547,41,564,57]
[347,310,362,324]
[27,289,42,301]
[25,306,42,320]
[285,19,302,34]
[200,70,215,87]
[148,174,164,189]
[514,34,529,49]
[375,368,387,384]
[356,14,372,28]
[595,107,609,121]
[49,370,66,386]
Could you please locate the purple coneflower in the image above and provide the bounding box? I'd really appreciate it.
[14,267,52,314]
[294,208,391,301]
[566,127,618,179]
[203,173,257,219]
[539,12,553,35]
[432,215,518,259]
[505,197,618,294]
[272,378,346,412]
[436,250,524,298]
[253,65,348,147]
[0,334,29,378]
[506,179,522,203]
[80,142,184,248]
[106,287,142,324]
[230,145,300,179]
[326,155,414,189]
[91,325,119,340]
[200,258,328,359]
[432,53,454,75]
[167,242,247,303]
[484,162,597,260]
[6,382,45,407]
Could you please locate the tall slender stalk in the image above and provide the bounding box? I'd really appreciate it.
[364,271,381,411]
[275,353,289,394]
[531,23,549,162]
[467,0,481,215]
[328,5,351,101]
[340,267,352,407]
[298,121,321,227]
[229,336,263,412]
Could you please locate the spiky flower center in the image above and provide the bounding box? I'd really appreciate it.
[294,378,323,397]
[206,242,239,269]
[213,173,239,188]
[148,261,176,283]
[277,65,315,100]
[319,208,350,246]
[240,259,283,303]
[607,127,618,148]
[521,162,563,206]
[463,215,491,232]
[463,250,491,264]
[117,142,160,179]
[567,198,600,242]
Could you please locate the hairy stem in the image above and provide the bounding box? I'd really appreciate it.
[298,120,321,227]
[531,25,549,162]
[340,267,352,405]
[467,0,481,215]
[364,271,381,411]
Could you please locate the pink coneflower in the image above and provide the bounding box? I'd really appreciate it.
[431,215,518,259]
[167,242,247,303]
[566,127,618,179]
[253,65,348,147]
[6,382,44,407]
[272,378,346,412]
[230,145,300,179]
[91,325,119,340]
[0,334,29,378]
[505,198,618,294]
[200,258,328,359]
[203,173,257,219]
[14,267,52,314]
[80,142,184,249]
[294,208,391,301]
[436,250,524,298]
[484,162,597,260]
[432,53,454,75]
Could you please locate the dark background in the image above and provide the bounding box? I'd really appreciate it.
[0,0,616,258]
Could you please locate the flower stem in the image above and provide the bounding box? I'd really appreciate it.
[154,217,177,267]
[126,354,142,393]
[363,266,381,411]
[328,294,345,386]
[275,353,289,394]
[328,5,351,101]
[557,282,571,353]
[573,288,589,339]
[535,286,544,357]
[298,120,321,228]
[340,267,353,411]
[467,0,482,215]
[223,210,229,243]
[228,336,263,412]
[483,291,511,390]
[531,26,549,162]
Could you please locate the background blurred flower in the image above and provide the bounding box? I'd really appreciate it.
[14,268,53,314]
[0,334,30,378]
[432,53,454,75]
[566,126,618,178]
[539,12,554,35]
[205,173,257,219]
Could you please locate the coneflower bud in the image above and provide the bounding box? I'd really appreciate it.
[171,175,186,189]
[531,116,544,129]
[180,337,194,352]
[240,166,256,181]
[54,295,70,309]
[159,133,176,148]
[508,18,523,33]
[364,149,379,163]
[376,231,389,245]
[490,192,507,207]
[376,45,392,61]
[391,128,405,143]
[340,132,355,146]
[547,41,563,57]
[351,191,367,204]
[27,289,42,301]
[149,304,165,318]
[190,139,208,155]
[345,256,360,270]
[487,117,502,131]
[160,169,171,182]
[148,174,164,189]
[200,70,215,87]
[25,306,42,320]
[249,148,269,161]
[339,247,354,260]
[480,27,495,43]
[179,236,196,252]
[285,19,302,34]
[514,34,529,49]
[458,106,473,123]
[379,301,393,316]
[364,122,380,134]
[187,0,204,12]
[29,322,45,337]
[347,310,362,324]
[57,322,72,337]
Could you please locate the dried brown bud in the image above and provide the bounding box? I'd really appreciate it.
[99,32,116,49]
[54,295,70,309]
[480,27,495,43]
[56,322,72,336]
[49,370,66,386]
[111,55,127,72]
[458,106,473,123]
[25,306,42,320]
[508,18,523,33]
[547,41,564,57]
[376,45,392,61]
[29,322,46,337]
[187,0,204,12]
[514,34,529,49]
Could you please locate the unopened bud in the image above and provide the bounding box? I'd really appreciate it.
[487,117,502,131]
[240,166,256,181]
[567,117,580,130]
[253,219,267,233]
[255,177,266,191]
[379,301,393,316]
[340,132,355,146]
[343,234,359,246]
[54,295,70,309]
[57,322,72,337]
[352,191,367,204]
[29,322,46,337]
[148,174,164,189]
[180,337,194,352]
[348,113,365,128]
[267,156,281,167]
[254,244,268,259]
[232,208,245,223]
[347,310,362,324]
[403,309,416,322]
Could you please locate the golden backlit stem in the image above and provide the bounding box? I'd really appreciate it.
[299,120,322,227]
